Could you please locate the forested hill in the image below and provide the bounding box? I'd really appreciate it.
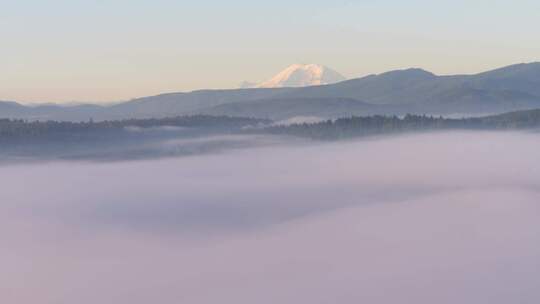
[0,115,268,142]
[263,109,540,140]
[2,110,540,143]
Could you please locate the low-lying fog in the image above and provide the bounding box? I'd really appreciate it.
[2,131,540,304]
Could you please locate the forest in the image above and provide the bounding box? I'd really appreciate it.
[264,109,540,140]
[0,115,268,142]
[1,109,540,143]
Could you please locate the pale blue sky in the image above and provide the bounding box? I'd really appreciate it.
[1,0,539,103]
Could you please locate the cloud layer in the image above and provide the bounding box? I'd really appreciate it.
[1,131,540,303]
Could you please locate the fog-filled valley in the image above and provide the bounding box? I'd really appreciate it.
[5,1,540,302]
[2,131,540,303]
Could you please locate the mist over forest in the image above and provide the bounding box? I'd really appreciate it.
[1,109,540,163]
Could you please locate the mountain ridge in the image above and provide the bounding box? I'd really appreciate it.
[1,62,539,121]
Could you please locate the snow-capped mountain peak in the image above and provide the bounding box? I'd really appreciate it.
[242,64,346,88]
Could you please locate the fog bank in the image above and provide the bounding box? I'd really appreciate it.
[1,131,540,303]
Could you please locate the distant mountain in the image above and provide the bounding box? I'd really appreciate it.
[274,63,540,106]
[246,63,540,117]
[243,64,347,88]
[202,98,386,120]
[203,63,540,119]
[1,62,540,121]
[103,87,295,120]
[0,101,27,115]
[0,101,103,121]
[115,62,539,118]
[273,68,438,103]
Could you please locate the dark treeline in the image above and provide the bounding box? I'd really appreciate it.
[0,115,268,142]
[2,110,540,143]
[263,109,540,140]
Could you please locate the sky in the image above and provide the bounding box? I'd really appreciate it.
[1,0,539,103]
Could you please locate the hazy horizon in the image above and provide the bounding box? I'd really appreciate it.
[2,0,539,103]
[3,61,540,105]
